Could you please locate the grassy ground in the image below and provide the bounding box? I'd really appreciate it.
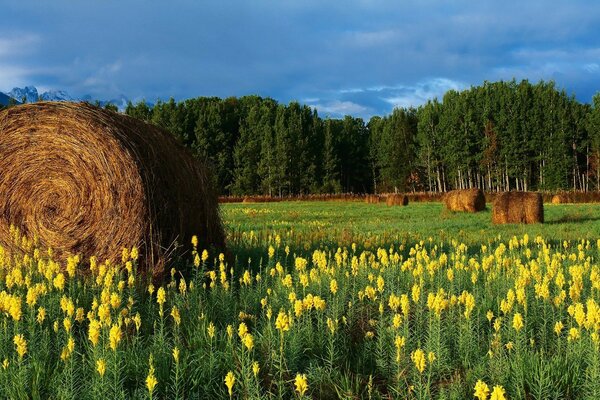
[223,201,600,252]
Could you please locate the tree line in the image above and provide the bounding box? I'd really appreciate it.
[125,80,600,194]
[5,79,600,194]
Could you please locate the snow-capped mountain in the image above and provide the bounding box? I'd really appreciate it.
[41,90,73,101]
[1,86,130,110]
[8,86,39,103]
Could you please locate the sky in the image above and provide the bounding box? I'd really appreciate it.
[1,0,599,118]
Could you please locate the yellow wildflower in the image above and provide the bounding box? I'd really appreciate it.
[225,371,235,397]
[96,358,106,377]
[490,385,506,400]
[411,348,426,373]
[13,334,27,359]
[474,380,490,400]
[294,373,308,396]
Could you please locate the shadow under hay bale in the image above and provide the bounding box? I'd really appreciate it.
[0,102,226,279]
[492,191,544,224]
[386,194,408,206]
[443,188,486,212]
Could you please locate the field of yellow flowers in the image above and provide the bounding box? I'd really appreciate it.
[2,202,600,399]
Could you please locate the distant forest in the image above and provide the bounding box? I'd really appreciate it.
[4,79,600,195]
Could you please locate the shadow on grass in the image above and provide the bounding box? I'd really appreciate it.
[546,214,600,225]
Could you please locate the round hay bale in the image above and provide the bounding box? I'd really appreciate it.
[386,194,408,206]
[551,193,570,204]
[492,191,543,224]
[0,102,226,278]
[443,189,486,212]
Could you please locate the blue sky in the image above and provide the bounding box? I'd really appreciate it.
[1,0,599,118]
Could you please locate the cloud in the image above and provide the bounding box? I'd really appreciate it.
[306,100,370,117]
[1,1,600,115]
[0,34,40,57]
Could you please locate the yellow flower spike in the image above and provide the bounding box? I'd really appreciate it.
[554,321,563,336]
[36,307,46,324]
[146,355,158,395]
[109,324,121,351]
[330,279,338,295]
[224,371,235,397]
[173,346,180,363]
[568,327,580,341]
[512,312,524,332]
[238,322,248,338]
[171,306,181,326]
[428,351,436,364]
[490,385,506,400]
[242,333,254,351]
[474,380,490,400]
[191,235,198,248]
[208,322,216,339]
[13,334,27,359]
[294,373,308,397]
[411,348,426,373]
[96,358,106,377]
[275,310,290,333]
[252,361,260,377]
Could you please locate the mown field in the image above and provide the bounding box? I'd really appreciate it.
[2,201,600,399]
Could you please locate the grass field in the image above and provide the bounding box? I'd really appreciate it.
[2,201,600,399]
[224,201,600,255]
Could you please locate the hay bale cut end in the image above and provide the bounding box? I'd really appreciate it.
[492,191,543,224]
[386,194,409,206]
[443,189,486,212]
[0,102,226,279]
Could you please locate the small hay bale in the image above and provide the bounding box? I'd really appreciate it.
[386,194,409,206]
[443,189,486,212]
[0,102,226,278]
[492,191,543,224]
[551,193,570,204]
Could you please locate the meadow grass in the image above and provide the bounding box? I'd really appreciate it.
[1,201,600,399]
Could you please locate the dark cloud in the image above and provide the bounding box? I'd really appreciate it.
[1,0,599,117]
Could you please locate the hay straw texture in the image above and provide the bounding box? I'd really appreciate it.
[386,194,408,206]
[443,189,486,212]
[492,191,544,224]
[0,102,225,278]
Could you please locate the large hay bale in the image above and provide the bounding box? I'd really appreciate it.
[0,102,226,278]
[492,191,543,224]
[386,194,408,206]
[443,189,486,212]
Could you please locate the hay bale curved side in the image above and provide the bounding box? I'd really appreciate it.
[443,189,486,212]
[492,191,543,224]
[0,102,226,277]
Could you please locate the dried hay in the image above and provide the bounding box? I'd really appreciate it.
[443,188,486,212]
[551,193,571,204]
[0,102,226,278]
[365,194,381,204]
[492,191,543,224]
[386,194,408,206]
